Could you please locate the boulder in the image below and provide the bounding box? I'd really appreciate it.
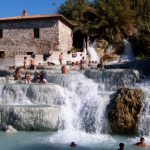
[108,88,144,135]
[1,125,17,133]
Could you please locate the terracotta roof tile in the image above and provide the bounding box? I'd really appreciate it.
[0,14,74,28]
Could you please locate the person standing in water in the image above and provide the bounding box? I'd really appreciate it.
[80,56,86,70]
[30,55,36,70]
[97,58,105,69]
[23,56,27,69]
[59,52,64,65]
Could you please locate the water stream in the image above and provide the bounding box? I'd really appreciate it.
[120,39,135,62]
[87,40,99,62]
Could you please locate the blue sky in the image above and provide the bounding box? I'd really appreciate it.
[0,0,65,18]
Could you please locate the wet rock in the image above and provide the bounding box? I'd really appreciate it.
[1,124,17,133]
[108,88,144,135]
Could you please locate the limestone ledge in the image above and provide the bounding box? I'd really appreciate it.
[0,105,60,131]
[85,69,141,91]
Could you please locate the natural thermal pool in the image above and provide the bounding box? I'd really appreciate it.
[0,131,150,150]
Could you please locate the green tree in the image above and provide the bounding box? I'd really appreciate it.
[57,0,150,57]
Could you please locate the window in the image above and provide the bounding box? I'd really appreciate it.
[0,51,5,58]
[0,29,3,38]
[34,28,39,38]
[26,52,34,55]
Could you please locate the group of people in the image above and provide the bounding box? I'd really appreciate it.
[21,51,105,76]
[69,137,149,149]
[59,51,105,73]
[13,67,48,84]
[12,51,105,80]
[118,137,149,150]
[59,52,87,74]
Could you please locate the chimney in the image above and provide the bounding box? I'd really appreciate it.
[22,9,27,17]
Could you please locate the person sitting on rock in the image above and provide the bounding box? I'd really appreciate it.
[23,56,27,70]
[118,143,124,150]
[13,67,22,83]
[135,137,149,148]
[71,62,76,70]
[32,71,41,83]
[97,58,105,69]
[24,72,31,84]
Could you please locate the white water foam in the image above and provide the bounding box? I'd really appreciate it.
[120,39,135,62]
[47,73,114,148]
[87,40,99,62]
[134,78,150,135]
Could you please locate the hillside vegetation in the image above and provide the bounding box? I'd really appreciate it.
[58,0,150,58]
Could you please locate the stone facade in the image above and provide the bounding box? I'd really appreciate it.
[58,20,72,52]
[0,15,73,58]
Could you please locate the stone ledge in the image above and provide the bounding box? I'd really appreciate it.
[0,105,60,131]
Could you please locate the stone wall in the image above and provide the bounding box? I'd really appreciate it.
[0,18,72,58]
[58,20,73,52]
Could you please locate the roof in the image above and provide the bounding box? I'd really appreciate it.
[0,14,74,29]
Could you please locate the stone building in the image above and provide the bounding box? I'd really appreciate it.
[0,10,73,58]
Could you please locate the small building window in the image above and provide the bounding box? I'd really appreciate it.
[34,28,39,38]
[26,52,34,55]
[0,51,5,58]
[0,29,3,38]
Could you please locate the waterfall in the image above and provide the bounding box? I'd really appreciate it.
[2,68,150,138]
[120,39,135,62]
[47,72,112,133]
[0,73,112,133]
[87,40,99,62]
[0,69,142,134]
[135,78,150,135]
[0,83,66,105]
[84,69,140,91]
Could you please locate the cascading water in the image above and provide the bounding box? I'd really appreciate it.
[120,39,135,62]
[47,73,112,133]
[134,78,150,136]
[1,69,150,150]
[48,72,114,147]
[0,83,66,105]
[87,40,99,62]
[0,72,113,134]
